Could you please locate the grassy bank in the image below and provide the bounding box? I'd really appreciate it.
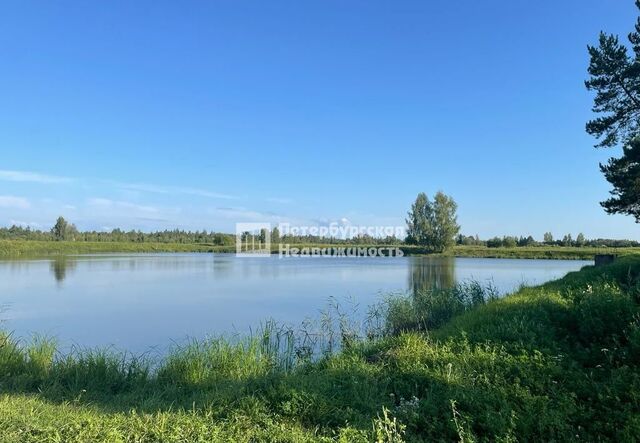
[445,244,635,259]
[1,256,640,441]
[0,240,220,256]
[1,239,633,259]
[273,244,624,260]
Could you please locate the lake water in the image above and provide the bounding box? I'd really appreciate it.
[0,254,591,353]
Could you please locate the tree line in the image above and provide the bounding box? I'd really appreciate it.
[404,192,639,250]
[0,217,402,246]
[0,217,237,245]
[1,213,637,250]
[472,233,639,248]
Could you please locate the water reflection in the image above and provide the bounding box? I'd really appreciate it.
[408,256,455,295]
[50,257,77,284]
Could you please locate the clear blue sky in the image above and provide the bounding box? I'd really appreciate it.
[0,0,638,239]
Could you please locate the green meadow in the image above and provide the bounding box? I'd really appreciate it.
[1,255,639,441]
[0,240,219,256]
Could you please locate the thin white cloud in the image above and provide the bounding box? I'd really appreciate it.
[0,170,234,199]
[0,196,31,209]
[212,206,285,222]
[309,217,351,227]
[9,220,41,229]
[113,181,238,200]
[87,198,158,213]
[174,186,238,200]
[266,197,293,204]
[0,170,72,184]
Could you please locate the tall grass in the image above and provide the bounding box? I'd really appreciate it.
[0,240,219,257]
[383,280,500,335]
[0,281,495,393]
[0,334,150,396]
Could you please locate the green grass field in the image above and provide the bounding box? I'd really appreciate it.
[1,256,639,441]
[0,240,220,256]
[1,239,634,260]
[445,244,637,259]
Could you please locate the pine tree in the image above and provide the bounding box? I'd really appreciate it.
[586,1,640,220]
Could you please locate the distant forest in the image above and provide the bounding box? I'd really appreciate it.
[0,218,638,248]
[455,233,640,248]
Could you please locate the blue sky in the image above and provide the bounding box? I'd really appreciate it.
[0,0,638,239]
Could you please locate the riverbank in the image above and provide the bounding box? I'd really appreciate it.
[1,256,639,441]
[1,239,634,259]
[441,244,630,259]
[0,239,219,256]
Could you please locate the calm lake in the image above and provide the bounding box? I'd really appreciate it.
[0,254,591,353]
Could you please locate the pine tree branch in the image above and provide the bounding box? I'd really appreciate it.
[616,74,640,110]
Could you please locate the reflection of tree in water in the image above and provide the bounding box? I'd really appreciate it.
[0,303,8,325]
[50,257,77,283]
[408,256,455,295]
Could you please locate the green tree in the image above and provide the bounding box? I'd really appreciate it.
[586,2,640,220]
[543,232,554,244]
[51,216,77,241]
[518,235,536,246]
[51,217,68,241]
[406,192,459,252]
[600,139,640,221]
[259,228,268,246]
[271,226,280,244]
[406,192,432,246]
[562,234,573,247]
[576,232,587,247]
[431,192,460,252]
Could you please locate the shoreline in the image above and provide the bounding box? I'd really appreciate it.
[0,239,632,260]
